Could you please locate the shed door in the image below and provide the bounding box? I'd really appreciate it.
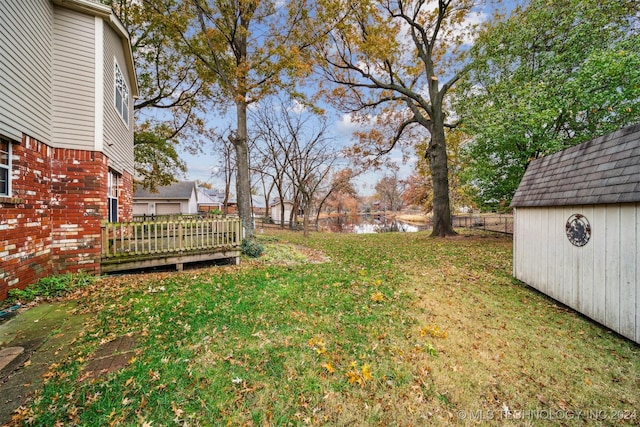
[156,203,181,215]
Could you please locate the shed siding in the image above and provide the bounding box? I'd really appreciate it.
[637,213,640,346]
[102,22,134,174]
[52,6,95,150]
[514,204,639,343]
[0,0,52,143]
[620,206,637,339]
[591,207,607,325]
[604,208,620,332]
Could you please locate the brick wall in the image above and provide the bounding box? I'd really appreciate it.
[49,148,108,276]
[0,136,53,300]
[0,135,126,300]
[119,170,133,222]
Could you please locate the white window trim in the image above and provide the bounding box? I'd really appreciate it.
[113,60,130,128]
[94,16,104,151]
[0,137,12,197]
[108,170,119,222]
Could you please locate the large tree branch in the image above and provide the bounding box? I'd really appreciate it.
[393,0,432,70]
[322,47,432,115]
[190,0,235,91]
[376,116,421,155]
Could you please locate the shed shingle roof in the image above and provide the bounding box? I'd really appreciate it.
[511,124,640,207]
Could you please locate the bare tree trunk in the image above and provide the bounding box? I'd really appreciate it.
[223,148,232,215]
[428,119,456,237]
[234,100,254,239]
[302,194,311,237]
[289,201,296,229]
[262,179,274,221]
[279,202,286,228]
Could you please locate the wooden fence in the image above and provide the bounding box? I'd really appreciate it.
[101,216,243,273]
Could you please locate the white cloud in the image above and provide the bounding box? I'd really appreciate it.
[288,99,307,114]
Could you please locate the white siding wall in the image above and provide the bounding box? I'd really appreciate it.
[0,0,52,143]
[514,204,639,343]
[102,22,134,174]
[51,6,95,149]
[187,191,198,213]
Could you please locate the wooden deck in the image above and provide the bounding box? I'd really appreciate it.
[101,216,243,273]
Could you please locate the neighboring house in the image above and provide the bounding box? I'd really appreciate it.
[252,198,267,218]
[197,188,223,213]
[0,0,138,300]
[511,124,640,344]
[133,181,199,216]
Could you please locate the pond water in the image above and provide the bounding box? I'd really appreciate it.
[316,214,430,234]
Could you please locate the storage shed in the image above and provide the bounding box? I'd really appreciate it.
[511,124,640,344]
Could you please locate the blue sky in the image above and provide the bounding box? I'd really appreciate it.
[176,108,412,197]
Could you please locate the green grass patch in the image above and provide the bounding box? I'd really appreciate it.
[5,273,95,306]
[14,231,639,426]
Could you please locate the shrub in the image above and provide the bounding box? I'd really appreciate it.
[7,273,95,304]
[241,238,264,258]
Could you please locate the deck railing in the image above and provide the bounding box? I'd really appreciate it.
[101,216,243,259]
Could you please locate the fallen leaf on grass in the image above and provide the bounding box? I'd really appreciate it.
[323,362,335,374]
[557,399,571,411]
[171,401,184,419]
[345,361,373,385]
[361,364,373,381]
[370,292,385,303]
[148,369,160,382]
[420,325,448,339]
[346,370,360,384]
[308,336,327,354]
[537,395,550,405]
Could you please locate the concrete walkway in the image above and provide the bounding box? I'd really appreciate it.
[0,302,87,425]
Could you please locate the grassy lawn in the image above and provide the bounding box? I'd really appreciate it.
[13,230,639,426]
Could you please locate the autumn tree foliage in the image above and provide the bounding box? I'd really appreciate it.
[109,0,214,191]
[320,169,359,216]
[137,0,314,237]
[403,172,431,210]
[314,0,490,236]
[133,127,188,191]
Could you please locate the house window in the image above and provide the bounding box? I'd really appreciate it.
[114,62,129,126]
[108,170,119,222]
[0,137,12,197]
